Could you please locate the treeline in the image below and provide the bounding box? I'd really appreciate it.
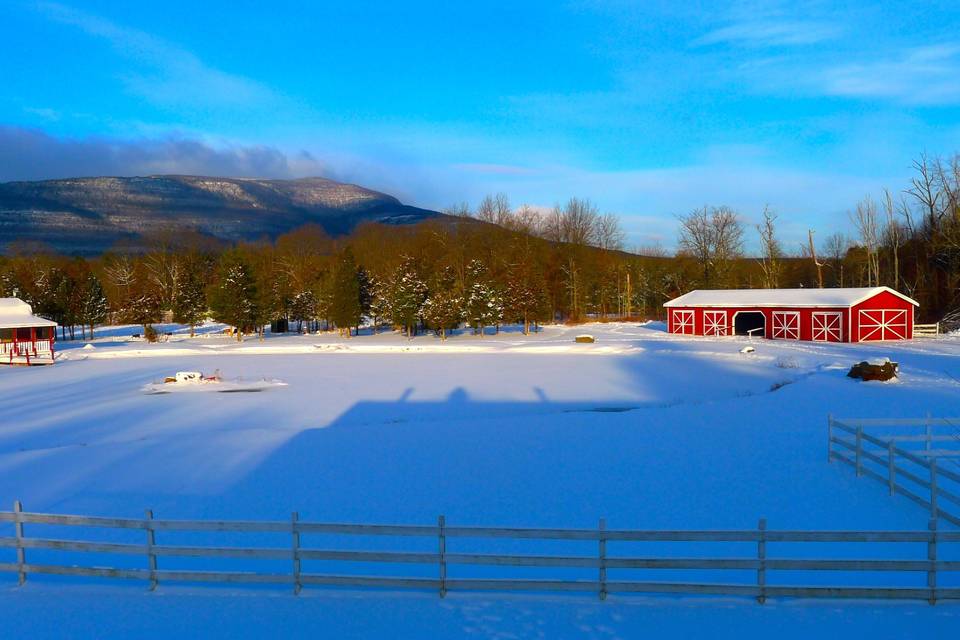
[0,198,699,341]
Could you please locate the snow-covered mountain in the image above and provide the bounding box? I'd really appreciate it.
[0,175,449,254]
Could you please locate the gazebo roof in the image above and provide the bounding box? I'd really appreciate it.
[0,298,58,329]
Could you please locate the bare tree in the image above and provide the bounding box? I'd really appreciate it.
[822,232,850,287]
[558,197,600,246]
[677,206,712,283]
[493,193,512,226]
[677,205,743,286]
[710,206,744,286]
[756,206,783,288]
[512,204,543,236]
[595,213,626,251]
[850,196,881,286]
[443,202,472,217]
[882,189,903,289]
[905,153,944,234]
[476,194,497,223]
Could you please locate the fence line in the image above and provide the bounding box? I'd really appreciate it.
[914,323,941,337]
[1,502,959,603]
[828,416,960,527]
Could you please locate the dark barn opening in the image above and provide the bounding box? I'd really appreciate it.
[734,311,765,336]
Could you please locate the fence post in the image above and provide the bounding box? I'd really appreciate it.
[291,512,301,595]
[598,518,607,601]
[926,412,932,452]
[756,518,766,604]
[929,458,939,519]
[827,415,833,463]
[438,515,446,598]
[145,509,158,591]
[855,425,863,477]
[13,500,25,586]
[928,518,937,606]
[887,441,896,496]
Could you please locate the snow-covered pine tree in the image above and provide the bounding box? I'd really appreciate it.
[209,251,259,341]
[171,270,207,337]
[504,264,547,335]
[422,289,463,340]
[390,256,427,338]
[79,273,109,340]
[288,288,317,333]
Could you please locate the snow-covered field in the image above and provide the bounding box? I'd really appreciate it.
[1,322,959,638]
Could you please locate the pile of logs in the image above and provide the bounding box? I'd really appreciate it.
[847,360,898,382]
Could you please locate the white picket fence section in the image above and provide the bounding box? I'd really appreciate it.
[1,502,959,603]
[828,416,960,527]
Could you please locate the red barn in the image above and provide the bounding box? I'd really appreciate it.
[663,287,919,342]
[0,298,58,364]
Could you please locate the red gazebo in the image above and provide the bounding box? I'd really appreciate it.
[664,287,919,342]
[0,298,58,364]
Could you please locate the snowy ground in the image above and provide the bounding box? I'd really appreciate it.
[1,322,959,637]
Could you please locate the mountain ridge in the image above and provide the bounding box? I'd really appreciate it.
[0,174,449,254]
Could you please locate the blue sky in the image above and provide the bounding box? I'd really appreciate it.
[2,1,960,250]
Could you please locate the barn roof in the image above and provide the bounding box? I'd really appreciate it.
[663,287,919,309]
[0,298,58,328]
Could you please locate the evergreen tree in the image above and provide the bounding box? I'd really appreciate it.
[464,260,503,336]
[357,266,373,319]
[390,256,427,337]
[288,288,317,333]
[330,249,362,336]
[504,265,547,335]
[313,275,334,331]
[209,251,259,342]
[79,273,109,340]
[172,270,207,337]
[368,276,391,334]
[422,289,463,340]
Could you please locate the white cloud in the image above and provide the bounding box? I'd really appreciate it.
[693,19,841,48]
[36,2,277,110]
[817,43,960,105]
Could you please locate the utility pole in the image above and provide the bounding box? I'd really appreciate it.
[808,229,824,288]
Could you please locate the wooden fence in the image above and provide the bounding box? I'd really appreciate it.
[914,323,941,337]
[828,416,960,528]
[1,502,959,603]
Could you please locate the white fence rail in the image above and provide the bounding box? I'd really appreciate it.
[828,416,960,527]
[914,323,941,337]
[1,502,959,603]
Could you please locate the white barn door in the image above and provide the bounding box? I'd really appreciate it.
[858,309,908,341]
[811,312,843,342]
[702,310,727,336]
[771,311,800,339]
[672,309,694,335]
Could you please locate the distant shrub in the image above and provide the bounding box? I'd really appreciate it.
[775,356,799,369]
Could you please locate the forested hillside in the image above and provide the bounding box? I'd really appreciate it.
[2,152,959,339]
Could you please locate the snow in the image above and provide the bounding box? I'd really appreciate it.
[1,322,959,636]
[664,286,919,308]
[0,297,57,328]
